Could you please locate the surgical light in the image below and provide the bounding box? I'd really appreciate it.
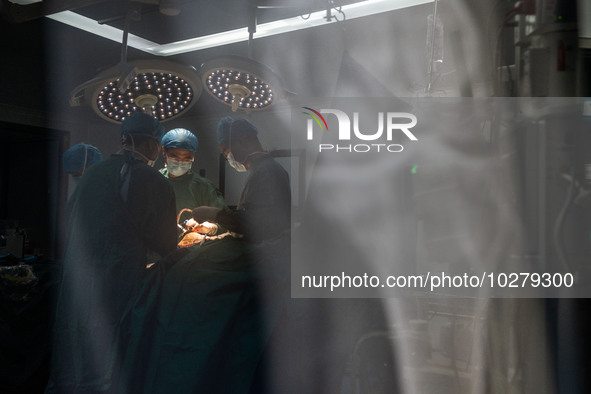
[70,59,201,123]
[200,56,284,112]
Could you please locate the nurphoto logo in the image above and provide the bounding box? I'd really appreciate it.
[302,107,418,153]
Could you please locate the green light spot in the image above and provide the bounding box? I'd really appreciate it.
[558,15,563,20]
[411,165,418,174]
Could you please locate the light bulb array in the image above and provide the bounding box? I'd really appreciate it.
[96,72,194,121]
[204,69,275,110]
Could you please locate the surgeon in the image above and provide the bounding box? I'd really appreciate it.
[62,142,102,178]
[159,128,226,234]
[49,112,177,393]
[191,117,291,243]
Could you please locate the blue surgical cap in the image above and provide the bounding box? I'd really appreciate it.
[216,117,258,145]
[161,128,199,151]
[62,143,103,173]
[120,112,165,139]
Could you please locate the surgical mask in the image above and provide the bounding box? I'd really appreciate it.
[227,152,247,172]
[167,157,192,177]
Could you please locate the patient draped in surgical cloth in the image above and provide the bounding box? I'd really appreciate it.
[121,215,289,394]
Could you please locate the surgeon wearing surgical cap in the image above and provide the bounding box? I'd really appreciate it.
[159,128,226,232]
[191,116,291,243]
[49,112,177,393]
[62,143,102,178]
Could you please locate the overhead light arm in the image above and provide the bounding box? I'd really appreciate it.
[247,0,257,58]
[325,0,335,22]
[120,8,132,67]
[116,5,143,94]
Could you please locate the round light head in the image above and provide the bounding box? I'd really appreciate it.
[71,59,202,124]
[200,56,284,112]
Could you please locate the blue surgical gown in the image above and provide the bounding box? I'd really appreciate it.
[50,153,177,393]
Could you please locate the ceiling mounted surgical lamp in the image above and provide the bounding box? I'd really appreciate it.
[198,1,288,113]
[68,3,201,123]
[70,59,202,123]
[200,55,286,113]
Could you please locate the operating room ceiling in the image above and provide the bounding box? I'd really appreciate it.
[0,0,491,129]
[3,0,428,44]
